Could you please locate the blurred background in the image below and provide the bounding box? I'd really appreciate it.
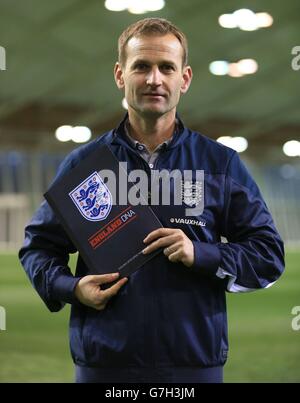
[0,0,299,383]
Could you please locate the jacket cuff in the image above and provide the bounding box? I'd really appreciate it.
[51,274,81,305]
[191,241,221,277]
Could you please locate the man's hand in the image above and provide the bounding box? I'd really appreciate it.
[75,273,128,311]
[143,228,194,267]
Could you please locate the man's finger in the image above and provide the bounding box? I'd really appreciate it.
[93,272,119,285]
[143,234,177,254]
[168,250,181,263]
[163,241,181,257]
[101,277,128,299]
[143,228,175,244]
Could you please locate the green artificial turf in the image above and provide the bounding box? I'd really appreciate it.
[0,251,299,383]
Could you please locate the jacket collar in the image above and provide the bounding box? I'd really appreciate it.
[111,113,189,150]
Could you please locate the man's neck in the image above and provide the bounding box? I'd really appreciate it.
[127,109,176,152]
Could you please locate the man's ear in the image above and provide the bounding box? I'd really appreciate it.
[180,65,193,94]
[114,62,125,89]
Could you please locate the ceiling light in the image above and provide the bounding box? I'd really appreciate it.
[218,14,237,29]
[128,0,147,14]
[72,126,92,143]
[233,8,258,31]
[228,63,244,77]
[143,0,165,12]
[55,125,73,142]
[105,0,165,14]
[256,12,273,28]
[210,59,258,78]
[230,137,248,153]
[128,7,147,14]
[216,136,232,146]
[217,136,248,153]
[283,140,300,157]
[218,9,273,31]
[104,0,128,12]
[237,59,258,75]
[55,126,92,143]
[209,61,229,75]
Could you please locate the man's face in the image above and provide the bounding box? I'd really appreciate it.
[114,34,192,119]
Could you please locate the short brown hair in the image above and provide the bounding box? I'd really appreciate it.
[118,18,188,67]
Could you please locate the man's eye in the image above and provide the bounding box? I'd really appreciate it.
[135,64,148,70]
[161,65,174,72]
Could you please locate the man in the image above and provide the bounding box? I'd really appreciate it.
[19,18,284,383]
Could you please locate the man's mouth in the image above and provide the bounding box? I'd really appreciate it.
[143,93,166,98]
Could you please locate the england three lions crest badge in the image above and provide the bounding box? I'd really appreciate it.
[69,172,112,221]
[181,180,203,207]
[181,174,204,217]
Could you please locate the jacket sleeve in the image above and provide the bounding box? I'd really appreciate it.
[192,151,285,292]
[19,154,81,312]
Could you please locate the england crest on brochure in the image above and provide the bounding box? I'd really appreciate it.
[69,172,112,221]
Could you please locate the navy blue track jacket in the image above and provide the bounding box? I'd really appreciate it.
[19,115,284,370]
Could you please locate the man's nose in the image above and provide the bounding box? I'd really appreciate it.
[146,67,162,86]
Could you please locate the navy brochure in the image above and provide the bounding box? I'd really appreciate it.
[44,144,163,277]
